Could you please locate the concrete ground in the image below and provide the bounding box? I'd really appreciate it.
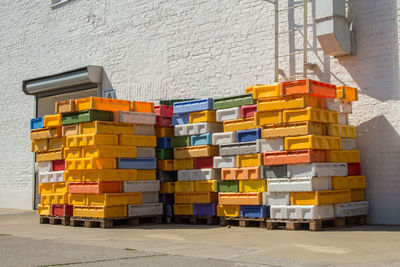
[1,209,400,266]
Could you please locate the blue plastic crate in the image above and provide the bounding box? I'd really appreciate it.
[160,194,175,204]
[164,203,174,216]
[30,117,44,130]
[156,170,177,182]
[172,113,190,125]
[173,98,213,114]
[240,205,270,218]
[190,133,213,146]
[236,128,262,142]
[117,158,156,169]
[193,203,216,216]
[157,137,171,149]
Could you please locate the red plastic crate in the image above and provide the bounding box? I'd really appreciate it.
[156,116,172,127]
[264,149,327,165]
[51,204,73,216]
[280,79,336,98]
[193,157,214,169]
[51,160,65,171]
[241,104,257,118]
[348,163,361,176]
[68,182,123,194]
[154,105,174,117]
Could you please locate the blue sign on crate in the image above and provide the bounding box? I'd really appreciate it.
[157,137,171,149]
[173,98,213,114]
[30,117,44,130]
[190,133,213,146]
[240,205,269,218]
[236,128,261,142]
[172,113,190,125]
[117,158,156,170]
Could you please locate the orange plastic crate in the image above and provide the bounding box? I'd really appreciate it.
[131,101,154,113]
[76,97,131,112]
[157,160,175,171]
[336,86,358,102]
[264,149,327,165]
[155,127,174,137]
[55,99,76,113]
[221,167,261,180]
[174,192,218,204]
[68,182,122,194]
[174,145,219,159]
[280,79,336,98]
[350,189,364,202]
[218,192,262,205]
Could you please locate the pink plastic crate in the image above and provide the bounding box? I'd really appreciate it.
[241,104,257,118]
[154,105,174,117]
[51,160,65,171]
[51,204,73,216]
[156,116,172,127]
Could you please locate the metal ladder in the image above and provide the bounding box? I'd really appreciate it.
[263,0,316,82]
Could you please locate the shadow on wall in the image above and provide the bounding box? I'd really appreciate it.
[356,115,400,225]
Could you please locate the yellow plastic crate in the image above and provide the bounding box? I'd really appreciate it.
[76,97,131,112]
[350,189,364,202]
[38,182,68,194]
[332,176,366,190]
[239,180,267,193]
[236,154,263,168]
[62,124,80,136]
[189,110,216,123]
[73,205,127,218]
[257,95,321,112]
[155,127,174,137]
[44,114,62,127]
[160,182,175,194]
[283,107,338,124]
[290,190,351,205]
[65,158,116,170]
[175,181,195,192]
[36,149,63,162]
[31,127,62,140]
[69,193,142,206]
[223,117,256,132]
[118,135,156,147]
[48,137,65,150]
[41,193,68,205]
[336,86,358,102]
[255,111,282,126]
[174,145,219,159]
[174,204,193,215]
[328,150,360,163]
[262,122,326,138]
[82,146,137,158]
[64,147,82,159]
[195,180,216,192]
[31,139,48,152]
[80,121,134,135]
[65,169,156,182]
[327,124,356,138]
[175,192,218,204]
[37,204,51,216]
[173,158,193,170]
[285,135,342,150]
[246,84,281,99]
[217,205,240,217]
[131,101,154,113]
[66,133,118,147]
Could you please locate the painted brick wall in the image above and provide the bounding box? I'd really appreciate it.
[0,0,398,224]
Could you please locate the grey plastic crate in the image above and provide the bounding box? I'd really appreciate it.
[212,132,236,145]
[123,180,160,192]
[219,141,257,156]
[141,192,160,203]
[262,192,290,206]
[261,165,288,179]
[213,156,236,168]
[137,147,156,158]
[128,203,163,217]
[174,122,223,136]
[256,138,284,153]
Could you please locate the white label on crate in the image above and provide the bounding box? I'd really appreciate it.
[256,138,284,153]
[267,176,332,192]
[335,201,368,217]
[212,132,236,145]
[270,205,335,220]
[216,107,241,122]
[287,163,348,177]
[213,156,236,168]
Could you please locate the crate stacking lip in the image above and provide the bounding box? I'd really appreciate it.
[246,84,281,99]
[213,93,255,110]
[76,97,131,112]
[159,98,196,106]
[62,110,114,126]
[66,133,118,147]
[65,169,156,182]
[68,192,142,206]
[283,107,338,124]
[262,122,326,139]
[280,79,336,98]
[327,124,356,138]
[257,94,322,112]
[221,167,261,180]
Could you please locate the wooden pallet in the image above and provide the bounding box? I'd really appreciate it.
[39,215,70,226]
[174,215,219,225]
[220,217,267,228]
[69,215,162,229]
[267,215,366,231]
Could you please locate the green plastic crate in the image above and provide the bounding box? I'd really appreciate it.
[215,180,239,192]
[159,99,196,106]
[213,93,255,110]
[156,149,174,160]
[62,110,114,126]
[171,136,191,148]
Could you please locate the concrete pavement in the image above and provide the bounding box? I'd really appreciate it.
[1,209,400,266]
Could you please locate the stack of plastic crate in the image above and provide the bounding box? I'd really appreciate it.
[172,99,222,218]
[212,94,270,223]
[62,97,161,224]
[245,79,368,228]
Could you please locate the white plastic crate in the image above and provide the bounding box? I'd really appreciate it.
[270,205,335,220]
[262,192,290,206]
[342,138,356,150]
[134,124,155,136]
[38,171,65,183]
[326,98,352,114]
[177,170,192,181]
[213,156,236,168]
[35,161,51,173]
[192,168,221,181]
[123,180,160,192]
[256,138,284,153]
[136,147,156,158]
[174,122,223,136]
[338,113,349,125]
[119,111,156,125]
[141,192,160,203]
[219,141,257,156]
[212,132,236,145]
[216,107,241,122]
[287,163,348,177]
[128,203,163,217]
[335,201,368,217]
[267,177,332,192]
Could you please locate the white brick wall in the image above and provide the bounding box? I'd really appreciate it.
[0,0,399,224]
